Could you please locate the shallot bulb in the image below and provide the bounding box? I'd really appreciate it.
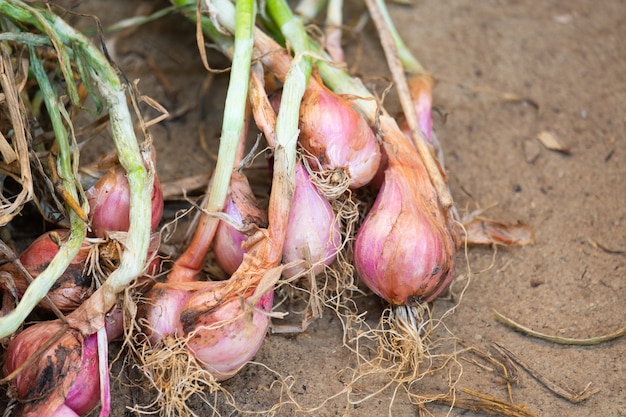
[282,164,341,278]
[3,321,101,417]
[298,78,381,189]
[213,172,268,275]
[141,284,190,345]
[3,230,93,313]
[407,73,434,142]
[86,164,163,238]
[400,73,447,168]
[354,160,456,305]
[140,282,273,381]
[182,287,274,381]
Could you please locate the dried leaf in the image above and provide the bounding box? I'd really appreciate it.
[462,217,535,246]
[536,131,570,154]
[0,44,34,226]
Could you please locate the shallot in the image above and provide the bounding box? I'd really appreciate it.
[213,172,268,275]
[2,230,92,313]
[282,163,341,278]
[183,286,274,380]
[86,163,163,238]
[140,281,274,381]
[3,321,102,417]
[298,77,382,189]
[354,130,457,305]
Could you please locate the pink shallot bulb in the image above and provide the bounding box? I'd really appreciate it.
[4,321,101,417]
[213,173,268,275]
[86,164,163,238]
[141,284,190,345]
[3,230,93,313]
[407,73,434,142]
[140,281,273,381]
[282,164,341,278]
[353,159,456,305]
[298,78,381,189]
[182,286,274,381]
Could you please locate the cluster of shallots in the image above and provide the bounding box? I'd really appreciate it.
[1,154,164,417]
[0,1,534,416]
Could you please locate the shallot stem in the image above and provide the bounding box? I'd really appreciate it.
[168,0,256,282]
[196,0,313,252]
[264,0,314,244]
[366,0,453,208]
[373,0,425,75]
[97,326,111,417]
[325,0,344,63]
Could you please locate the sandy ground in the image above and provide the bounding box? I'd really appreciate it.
[3,1,625,416]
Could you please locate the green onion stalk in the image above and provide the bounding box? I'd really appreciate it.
[173,0,313,263]
[167,0,257,282]
[365,0,451,195]
[374,0,425,74]
[295,0,327,22]
[0,41,88,339]
[0,0,153,337]
[264,0,313,236]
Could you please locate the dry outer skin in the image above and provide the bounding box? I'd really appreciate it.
[3,1,624,416]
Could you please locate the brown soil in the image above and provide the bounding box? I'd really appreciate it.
[4,1,625,416]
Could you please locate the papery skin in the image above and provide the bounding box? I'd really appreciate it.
[354,149,457,305]
[141,283,190,345]
[282,164,341,278]
[214,172,268,275]
[3,321,100,417]
[86,164,163,238]
[4,230,93,313]
[181,287,274,381]
[141,280,274,382]
[407,73,434,142]
[299,78,381,189]
[62,333,100,415]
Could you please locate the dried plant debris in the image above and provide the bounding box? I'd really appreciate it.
[536,131,570,155]
[494,309,626,346]
[423,388,541,417]
[493,343,600,404]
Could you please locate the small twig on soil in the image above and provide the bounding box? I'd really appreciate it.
[424,388,540,417]
[493,342,600,404]
[494,309,626,346]
[459,341,518,402]
[587,238,626,256]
